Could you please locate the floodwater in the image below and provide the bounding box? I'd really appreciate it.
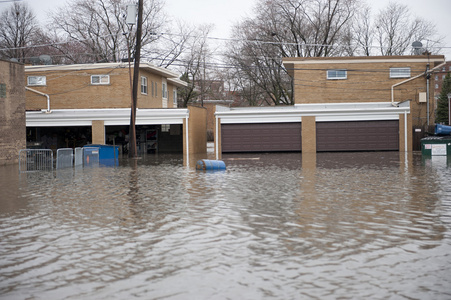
[1,150,451,299]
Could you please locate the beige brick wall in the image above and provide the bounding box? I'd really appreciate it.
[291,57,442,128]
[187,105,207,154]
[301,116,316,153]
[25,66,179,110]
[0,60,26,165]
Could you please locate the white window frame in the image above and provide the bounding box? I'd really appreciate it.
[173,89,177,106]
[162,79,167,99]
[141,76,148,94]
[389,67,410,78]
[327,69,347,80]
[27,76,46,86]
[91,75,110,85]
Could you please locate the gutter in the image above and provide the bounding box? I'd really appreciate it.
[26,87,51,113]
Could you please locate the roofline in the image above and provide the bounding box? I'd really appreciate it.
[283,55,445,65]
[25,62,181,79]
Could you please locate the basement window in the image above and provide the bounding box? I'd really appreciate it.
[27,76,46,86]
[389,67,410,78]
[327,69,347,80]
[91,75,110,85]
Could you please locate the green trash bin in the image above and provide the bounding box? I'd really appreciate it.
[420,136,451,156]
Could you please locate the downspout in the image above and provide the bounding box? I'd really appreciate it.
[404,110,408,152]
[215,114,219,160]
[185,113,189,167]
[26,87,51,113]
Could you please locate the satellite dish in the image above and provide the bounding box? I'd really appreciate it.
[39,54,52,65]
[412,41,423,55]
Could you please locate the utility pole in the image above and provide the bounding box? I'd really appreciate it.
[129,0,143,158]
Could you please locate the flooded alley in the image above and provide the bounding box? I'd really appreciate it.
[1,152,450,299]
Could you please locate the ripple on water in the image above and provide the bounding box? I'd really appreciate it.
[1,153,451,299]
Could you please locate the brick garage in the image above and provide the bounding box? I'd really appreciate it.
[0,60,26,165]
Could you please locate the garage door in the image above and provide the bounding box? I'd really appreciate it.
[221,123,301,152]
[316,120,399,151]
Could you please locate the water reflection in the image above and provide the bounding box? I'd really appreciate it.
[1,152,451,299]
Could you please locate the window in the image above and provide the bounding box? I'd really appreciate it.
[162,79,167,99]
[91,75,110,85]
[173,89,177,106]
[435,75,439,81]
[449,66,451,72]
[327,69,347,80]
[141,76,148,94]
[389,67,410,78]
[27,76,46,86]
[435,84,439,89]
[443,75,446,80]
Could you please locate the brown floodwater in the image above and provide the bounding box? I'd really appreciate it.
[1,151,450,299]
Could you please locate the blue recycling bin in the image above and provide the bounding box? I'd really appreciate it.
[84,144,120,166]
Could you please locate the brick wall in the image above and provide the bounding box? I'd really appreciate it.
[25,66,179,110]
[289,57,444,128]
[0,60,26,165]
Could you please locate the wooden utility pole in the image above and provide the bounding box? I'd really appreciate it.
[129,0,143,158]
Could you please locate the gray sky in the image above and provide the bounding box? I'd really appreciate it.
[9,0,451,59]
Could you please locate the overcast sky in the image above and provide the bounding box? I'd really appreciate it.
[5,0,451,59]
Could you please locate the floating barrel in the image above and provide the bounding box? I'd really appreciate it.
[435,124,451,135]
[196,159,226,171]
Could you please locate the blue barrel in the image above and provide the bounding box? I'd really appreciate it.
[435,124,451,135]
[196,159,226,171]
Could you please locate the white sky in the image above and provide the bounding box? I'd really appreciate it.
[5,0,451,59]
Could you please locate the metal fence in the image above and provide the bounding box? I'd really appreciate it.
[56,148,74,169]
[19,149,54,172]
[74,147,83,167]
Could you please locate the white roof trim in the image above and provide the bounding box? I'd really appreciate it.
[215,102,410,124]
[25,62,181,80]
[283,57,445,65]
[26,108,189,127]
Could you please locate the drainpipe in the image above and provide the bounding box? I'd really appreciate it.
[215,115,219,160]
[26,87,51,113]
[185,113,189,166]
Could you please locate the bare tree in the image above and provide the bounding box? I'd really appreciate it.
[351,4,373,56]
[225,0,357,106]
[177,24,214,107]
[374,2,440,56]
[0,2,41,62]
[49,0,165,63]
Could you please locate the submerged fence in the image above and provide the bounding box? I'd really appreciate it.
[19,146,118,172]
[19,149,54,172]
[56,148,74,169]
[19,145,119,172]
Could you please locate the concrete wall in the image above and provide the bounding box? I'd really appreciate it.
[0,60,26,165]
[187,105,207,154]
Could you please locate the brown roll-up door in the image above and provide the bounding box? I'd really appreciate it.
[221,123,302,152]
[316,120,399,151]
